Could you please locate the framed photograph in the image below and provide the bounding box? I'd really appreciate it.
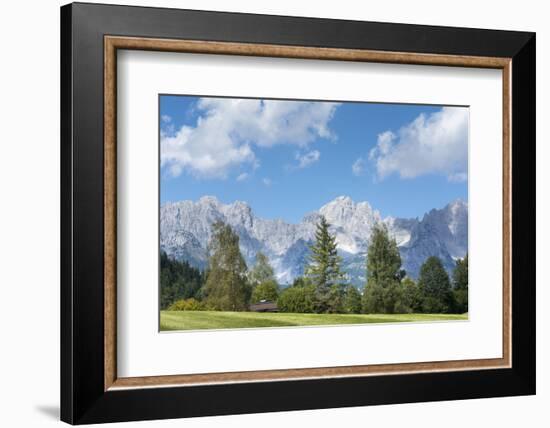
[61,2,535,424]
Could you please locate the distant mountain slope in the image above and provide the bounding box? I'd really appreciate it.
[160,196,467,285]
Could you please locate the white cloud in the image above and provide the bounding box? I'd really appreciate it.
[161,98,340,178]
[262,178,272,186]
[295,150,320,169]
[352,157,366,176]
[448,172,468,182]
[369,107,468,181]
[160,114,175,138]
[371,131,395,158]
[236,172,249,182]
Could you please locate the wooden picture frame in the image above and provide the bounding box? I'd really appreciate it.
[61,2,535,424]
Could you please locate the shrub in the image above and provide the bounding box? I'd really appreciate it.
[277,284,316,313]
[168,298,205,311]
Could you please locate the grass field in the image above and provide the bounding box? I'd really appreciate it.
[160,310,467,331]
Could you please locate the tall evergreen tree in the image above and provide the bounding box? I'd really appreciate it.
[203,221,250,311]
[305,216,344,312]
[362,223,403,313]
[418,256,454,313]
[452,254,468,313]
[366,223,402,283]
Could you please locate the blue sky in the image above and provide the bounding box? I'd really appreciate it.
[160,95,468,223]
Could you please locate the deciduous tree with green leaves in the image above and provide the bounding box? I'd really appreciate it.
[251,280,279,303]
[249,252,280,303]
[277,280,316,313]
[248,252,275,286]
[203,221,250,311]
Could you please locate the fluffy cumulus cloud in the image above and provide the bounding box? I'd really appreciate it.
[352,157,366,176]
[161,98,340,178]
[369,107,469,181]
[295,150,320,169]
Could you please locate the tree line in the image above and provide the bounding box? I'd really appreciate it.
[161,217,468,314]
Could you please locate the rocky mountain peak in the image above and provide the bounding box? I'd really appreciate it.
[198,195,221,207]
[160,196,468,284]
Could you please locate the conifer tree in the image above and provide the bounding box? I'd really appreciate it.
[366,223,402,284]
[305,216,344,312]
[400,276,422,313]
[203,221,250,311]
[362,223,403,313]
[159,251,204,309]
[418,256,454,313]
[343,285,362,314]
[452,254,468,313]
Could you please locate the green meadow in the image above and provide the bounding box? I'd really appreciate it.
[160,310,467,331]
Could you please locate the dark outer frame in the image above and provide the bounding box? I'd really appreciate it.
[104,36,512,389]
[61,2,535,424]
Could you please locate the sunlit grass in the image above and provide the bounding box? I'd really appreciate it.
[160,310,467,331]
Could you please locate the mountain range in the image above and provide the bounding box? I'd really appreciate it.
[160,195,468,285]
